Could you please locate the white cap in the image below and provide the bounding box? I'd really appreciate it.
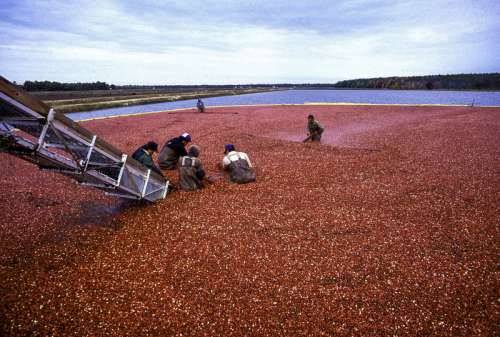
[180,132,191,142]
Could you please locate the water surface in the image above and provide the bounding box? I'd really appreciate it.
[69,89,500,121]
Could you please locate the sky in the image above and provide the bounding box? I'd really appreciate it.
[0,0,499,85]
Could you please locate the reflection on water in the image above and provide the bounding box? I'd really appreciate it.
[69,89,500,121]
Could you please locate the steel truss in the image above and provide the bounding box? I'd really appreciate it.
[0,77,169,202]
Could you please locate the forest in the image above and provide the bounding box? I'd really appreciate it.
[20,73,500,91]
[23,80,112,91]
[333,73,500,90]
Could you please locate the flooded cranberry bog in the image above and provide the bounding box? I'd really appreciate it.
[0,104,498,336]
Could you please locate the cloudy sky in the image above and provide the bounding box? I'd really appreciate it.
[1,0,499,85]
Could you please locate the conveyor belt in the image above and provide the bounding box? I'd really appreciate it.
[0,76,170,202]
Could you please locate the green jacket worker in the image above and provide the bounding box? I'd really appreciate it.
[131,141,163,176]
[306,114,324,142]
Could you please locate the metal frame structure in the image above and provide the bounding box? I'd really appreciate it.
[0,76,169,202]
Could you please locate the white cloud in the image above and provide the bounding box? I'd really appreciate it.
[1,0,499,84]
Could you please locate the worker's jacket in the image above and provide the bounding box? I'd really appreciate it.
[307,119,324,141]
[179,156,205,191]
[158,137,187,170]
[222,151,256,184]
[131,147,163,176]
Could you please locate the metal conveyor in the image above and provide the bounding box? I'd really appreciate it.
[0,76,169,202]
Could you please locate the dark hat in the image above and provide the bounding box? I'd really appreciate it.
[308,114,314,119]
[224,143,235,153]
[145,141,158,152]
[188,144,200,157]
[180,132,192,142]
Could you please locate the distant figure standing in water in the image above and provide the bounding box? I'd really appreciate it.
[196,98,205,113]
[304,114,324,142]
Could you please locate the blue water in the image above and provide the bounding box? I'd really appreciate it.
[68,89,500,121]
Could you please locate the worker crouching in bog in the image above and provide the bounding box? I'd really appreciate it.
[221,144,256,184]
[178,145,206,191]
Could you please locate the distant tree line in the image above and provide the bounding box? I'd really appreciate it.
[20,82,341,92]
[21,73,500,91]
[21,81,293,92]
[333,73,500,90]
[23,81,114,91]
[115,83,343,90]
[115,84,288,90]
